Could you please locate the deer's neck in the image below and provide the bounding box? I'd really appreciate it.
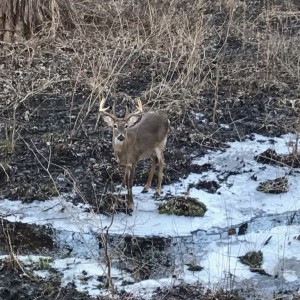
[113,136,136,166]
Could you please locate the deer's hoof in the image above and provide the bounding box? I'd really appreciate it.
[154,192,160,198]
[125,204,134,214]
[141,188,149,193]
[125,208,133,215]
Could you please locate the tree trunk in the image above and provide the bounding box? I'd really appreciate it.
[0,0,44,42]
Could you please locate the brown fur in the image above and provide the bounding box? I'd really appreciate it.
[102,111,169,209]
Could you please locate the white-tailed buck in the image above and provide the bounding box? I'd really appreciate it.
[99,97,169,209]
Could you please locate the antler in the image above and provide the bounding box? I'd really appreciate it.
[125,98,143,120]
[99,97,116,120]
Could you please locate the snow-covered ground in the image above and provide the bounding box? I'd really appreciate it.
[1,133,300,298]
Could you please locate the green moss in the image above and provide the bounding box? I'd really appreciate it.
[186,262,204,272]
[239,251,263,268]
[257,177,288,194]
[42,132,68,145]
[38,257,54,269]
[158,196,207,217]
[0,139,15,153]
[239,250,269,275]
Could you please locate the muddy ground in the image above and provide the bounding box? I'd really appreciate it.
[0,0,299,299]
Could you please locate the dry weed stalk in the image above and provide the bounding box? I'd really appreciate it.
[0,219,33,279]
[100,216,115,298]
[8,76,59,151]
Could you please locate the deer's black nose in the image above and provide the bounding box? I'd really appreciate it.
[117,134,125,142]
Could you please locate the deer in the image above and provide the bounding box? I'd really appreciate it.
[99,97,169,210]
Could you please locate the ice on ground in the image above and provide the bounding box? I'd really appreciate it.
[0,133,300,297]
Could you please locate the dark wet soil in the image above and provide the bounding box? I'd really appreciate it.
[153,284,243,300]
[0,219,54,255]
[256,149,300,168]
[102,235,173,281]
[189,180,220,194]
[0,264,95,300]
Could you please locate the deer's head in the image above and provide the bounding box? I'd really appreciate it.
[99,97,143,145]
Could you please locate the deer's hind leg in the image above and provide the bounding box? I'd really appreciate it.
[154,137,167,196]
[155,151,164,196]
[142,154,158,193]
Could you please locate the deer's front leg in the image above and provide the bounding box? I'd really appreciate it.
[125,163,135,209]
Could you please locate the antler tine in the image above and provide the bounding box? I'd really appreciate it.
[112,101,116,116]
[136,98,143,113]
[125,106,129,118]
[125,98,143,120]
[99,97,116,120]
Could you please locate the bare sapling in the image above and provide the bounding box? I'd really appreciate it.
[99,97,169,209]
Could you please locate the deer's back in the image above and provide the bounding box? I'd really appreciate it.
[127,113,169,160]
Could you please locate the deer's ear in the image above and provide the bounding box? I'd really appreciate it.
[102,115,115,127]
[127,115,139,126]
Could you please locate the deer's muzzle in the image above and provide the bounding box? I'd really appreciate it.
[117,134,125,142]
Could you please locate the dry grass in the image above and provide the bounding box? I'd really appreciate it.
[1,0,299,126]
[64,0,300,124]
[0,0,298,203]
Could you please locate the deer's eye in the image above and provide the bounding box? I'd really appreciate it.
[124,124,129,129]
[113,124,118,129]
